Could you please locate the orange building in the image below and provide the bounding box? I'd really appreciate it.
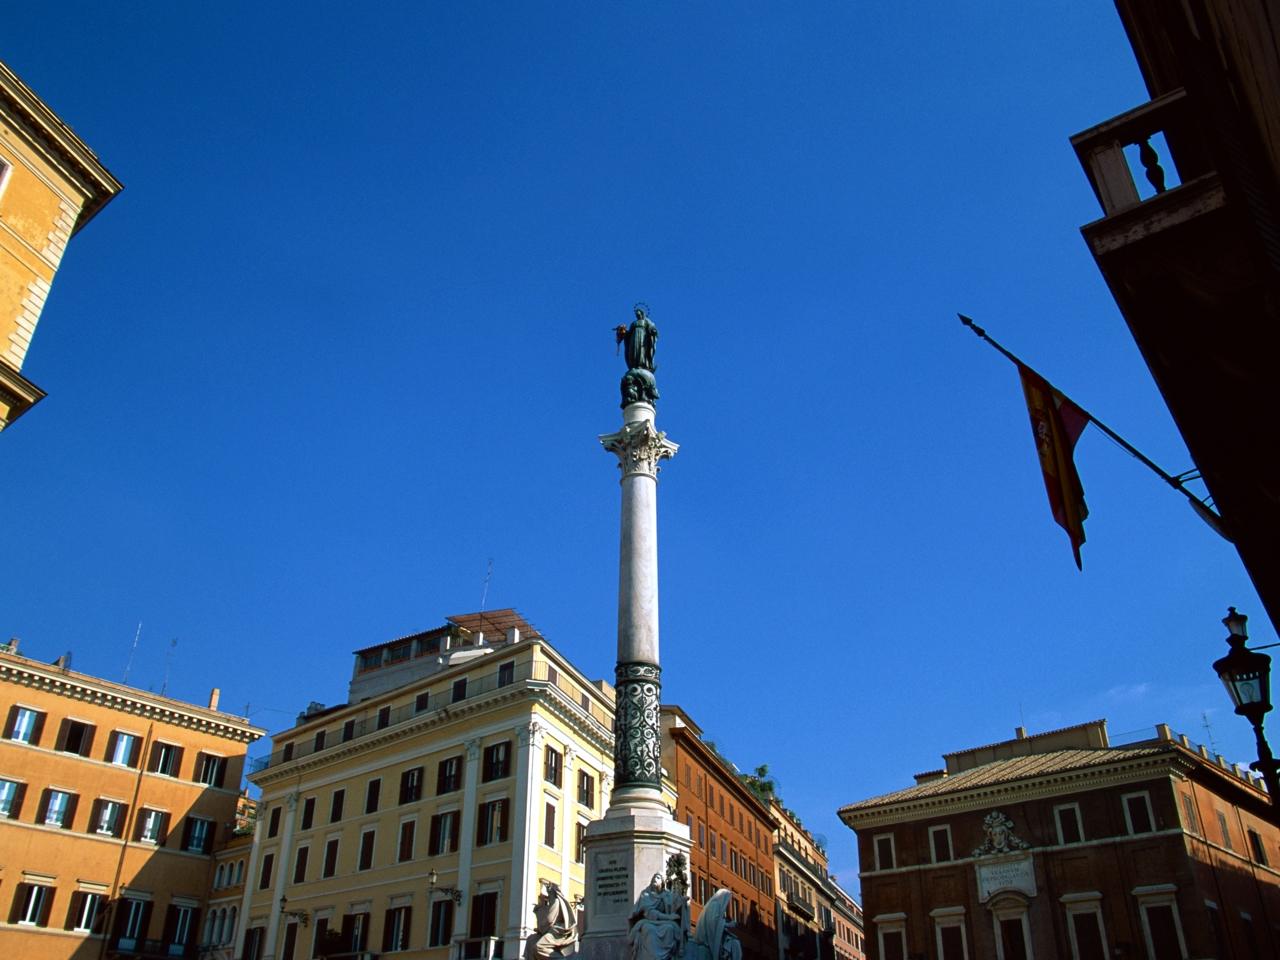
[662,705,779,959]
[0,60,121,431]
[0,640,263,959]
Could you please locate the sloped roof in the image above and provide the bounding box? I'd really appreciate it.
[839,746,1168,815]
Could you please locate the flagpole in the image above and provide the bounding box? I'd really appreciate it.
[958,313,1230,540]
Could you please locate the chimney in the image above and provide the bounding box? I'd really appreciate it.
[208,688,221,711]
[1014,726,1027,740]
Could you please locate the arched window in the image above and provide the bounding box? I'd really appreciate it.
[203,912,215,945]
[226,906,238,944]
[235,859,245,885]
[214,863,225,888]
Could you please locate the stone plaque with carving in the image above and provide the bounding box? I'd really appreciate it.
[976,852,1037,902]
[592,851,632,917]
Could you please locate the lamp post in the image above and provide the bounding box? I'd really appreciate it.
[427,868,463,905]
[1212,607,1280,802]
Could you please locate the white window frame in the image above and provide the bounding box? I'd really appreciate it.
[172,905,195,947]
[153,741,180,776]
[72,891,105,932]
[187,815,213,852]
[44,788,72,826]
[139,808,166,843]
[874,912,907,960]
[17,882,51,925]
[12,706,40,743]
[873,832,896,871]
[97,799,124,835]
[929,824,954,863]
[1133,884,1187,960]
[1121,791,1155,835]
[989,895,1032,960]
[111,731,140,766]
[1054,802,1084,845]
[0,778,19,816]
[931,906,968,959]
[1061,892,1107,960]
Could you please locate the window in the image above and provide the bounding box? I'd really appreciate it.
[399,820,416,862]
[1248,827,1268,864]
[181,815,215,853]
[358,829,376,870]
[167,904,196,953]
[108,731,141,767]
[377,706,391,730]
[578,770,595,808]
[576,822,587,864]
[195,753,228,788]
[0,783,24,819]
[340,912,370,953]
[1062,895,1108,960]
[117,897,151,949]
[383,905,412,952]
[430,810,460,855]
[1122,792,1154,835]
[282,742,295,762]
[330,789,345,823]
[544,802,557,848]
[930,825,953,863]
[1217,811,1233,851]
[470,891,499,939]
[1180,794,1198,833]
[12,882,53,926]
[1135,885,1186,960]
[301,796,315,831]
[877,917,907,960]
[399,767,424,804]
[313,730,326,752]
[545,746,563,787]
[415,691,431,713]
[40,789,76,828]
[987,900,1029,960]
[477,798,509,845]
[498,661,515,686]
[150,742,183,776]
[268,806,282,838]
[388,642,411,663]
[429,899,454,947]
[1055,803,1083,845]
[452,678,467,702]
[322,838,340,877]
[5,706,44,745]
[366,778,381,814]
[342,719,356,742]
[483,741,511,781]
[66,891,105,933]
[259,853,275,890]
[93,799,127,837]
[137,808,168,844]
[874,834,896,870]
[438,755,463,794]
[288,844,307,883]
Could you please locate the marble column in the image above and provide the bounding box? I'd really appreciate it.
[582,399,689,960]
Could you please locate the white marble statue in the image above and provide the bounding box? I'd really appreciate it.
[527,882,579,959]
[690,889,741,960]
[627,872,688,960]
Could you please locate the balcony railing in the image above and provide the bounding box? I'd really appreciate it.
[786,892,816,921]
[250,660,611,774]
[109,937,195,958]
[1071,87,1214,217]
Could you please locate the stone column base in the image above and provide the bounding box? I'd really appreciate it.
[579,807,692,960]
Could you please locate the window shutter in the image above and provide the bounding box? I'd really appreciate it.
[36,788,51,823]
[134,811,148,841]
[476,806,485,846]
[9,884,27,923]
[181,818,195,850]
[500,799,509,840]
[402,907,412,950]
[29,711,45,746]
[79,723,96,757]
[38,885,54,927]
[128,736,142,768]
[62,794,78,830]
[116,803,130,838]
[160,905,178,946]
[205,821,218,854]
[89,799,103,832]
[159,812,171,846]
[104,731,119,763]
[382,911,395,952]
[1,705,16,739]
[92,896,109,934]
[340,914,356,951]
[148,743,162,772]
[55,718,70,752]
[212,756,226,789]
[140,901,154,940]
[195,752,208,783]
[63,891,83,930]
[171,746,186,778]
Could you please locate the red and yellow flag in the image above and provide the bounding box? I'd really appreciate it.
[1018,364,1090,568]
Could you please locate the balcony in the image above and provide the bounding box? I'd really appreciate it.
[787,892,816,921]
[108,938,195,959]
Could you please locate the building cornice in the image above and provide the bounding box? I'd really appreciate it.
[0,62,122,233]
[840,752,1189,830]
[0,359,45,426]
[0,652,263,743]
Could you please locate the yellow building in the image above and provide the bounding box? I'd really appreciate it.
[241,610,615,960]
[0,59,121,431]
[0,639,264,960]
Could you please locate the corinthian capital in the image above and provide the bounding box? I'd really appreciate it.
[599,419,679,479]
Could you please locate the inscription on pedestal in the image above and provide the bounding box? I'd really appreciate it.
[593,852,632,917]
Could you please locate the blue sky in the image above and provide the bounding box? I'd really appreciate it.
[5,3,1272,895]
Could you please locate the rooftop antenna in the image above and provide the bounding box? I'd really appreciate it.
[1202,710,1217,755]
[160,638,177,696]
[123,622,142,685]
[479,557,494,616]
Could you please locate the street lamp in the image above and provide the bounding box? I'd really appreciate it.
[1212,607,1280,801]
[427,868,463,905]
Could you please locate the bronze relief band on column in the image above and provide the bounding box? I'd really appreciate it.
[613,661,662,788]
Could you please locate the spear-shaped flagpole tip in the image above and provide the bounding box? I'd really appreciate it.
[958,313,986,339]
